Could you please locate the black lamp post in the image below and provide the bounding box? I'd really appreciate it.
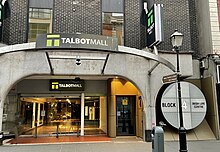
[170,30,188,152]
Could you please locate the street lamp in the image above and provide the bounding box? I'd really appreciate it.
[170,30,188,152]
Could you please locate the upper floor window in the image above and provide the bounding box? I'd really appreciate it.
[218,0,220,31]
[102,0,124,46]
[29,8,52,19]
[28,8,52,42]
[102,13,124,45]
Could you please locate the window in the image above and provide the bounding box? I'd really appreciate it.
[218,0,220,30]
[29,8,52,19]
[28,8,52,42]
[217,65,220,83]
[29,23,50,42]
[102,13,124,45]
[102,0,124,45]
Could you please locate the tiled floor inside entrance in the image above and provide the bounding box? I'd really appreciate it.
[5,125,109,144]
[21,125,106,136]
[7,135,112,144]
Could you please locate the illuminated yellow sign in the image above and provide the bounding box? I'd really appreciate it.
[50,80,84,91]
[122,99,128,105]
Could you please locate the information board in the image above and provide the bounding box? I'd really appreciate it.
[161,82,207,130]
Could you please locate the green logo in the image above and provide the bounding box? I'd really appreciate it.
[51,82,59,90]
[147,9,154,27]
[46,35,60,47]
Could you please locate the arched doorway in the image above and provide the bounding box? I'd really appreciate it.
[3,76,143,138]
[0,41,175,141]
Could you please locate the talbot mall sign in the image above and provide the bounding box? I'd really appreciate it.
[50,79,84,91]
[36,33,118,52]
[161,82,207,130]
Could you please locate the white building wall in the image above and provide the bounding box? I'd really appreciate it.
[197,0,213,56]
[209,0,220,53]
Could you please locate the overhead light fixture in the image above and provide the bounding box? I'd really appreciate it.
[66,98,71,104]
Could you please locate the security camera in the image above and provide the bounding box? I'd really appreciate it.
[76,57,81,65]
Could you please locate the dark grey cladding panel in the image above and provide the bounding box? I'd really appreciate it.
[154,0,193,52]
[3,0,28,44]
[29,0,53,9]
[53,0,101,35]
[102,0,123,13]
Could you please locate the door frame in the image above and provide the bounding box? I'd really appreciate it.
[116,95,136,136]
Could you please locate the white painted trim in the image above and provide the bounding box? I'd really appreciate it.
[80,93,84,136]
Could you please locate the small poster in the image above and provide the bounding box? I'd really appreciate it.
[122,99,128,105]
[85,106,88,116]
[41,110,45,117]
[117,111,121,116]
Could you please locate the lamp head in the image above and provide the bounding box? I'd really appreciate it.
[170,30,184,48]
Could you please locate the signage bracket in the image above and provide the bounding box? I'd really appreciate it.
[101,54,110,74]
[148,46,160,75]
[45,52,54,75]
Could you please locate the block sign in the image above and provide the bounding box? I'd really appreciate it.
[161,82,207,130]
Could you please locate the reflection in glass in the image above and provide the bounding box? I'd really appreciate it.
[28,8,52,42]
[102,12,124,45]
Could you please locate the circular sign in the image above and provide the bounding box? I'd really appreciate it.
[161,82,207,130]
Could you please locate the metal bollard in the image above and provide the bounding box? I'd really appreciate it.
[77,121,80,137]
[34,121,38,138]
[56,122,59,138]
[152,126,164,152]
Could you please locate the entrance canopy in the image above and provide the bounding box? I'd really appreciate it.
[0,42,175,72]
[0,33,175,72]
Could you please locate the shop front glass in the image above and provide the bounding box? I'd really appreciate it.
[16,96,101,136]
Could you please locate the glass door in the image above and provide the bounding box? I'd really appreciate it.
[84,97,100,128]
[48,98,81,135]
[116,96,136,136]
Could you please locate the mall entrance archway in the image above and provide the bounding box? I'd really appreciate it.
[0,42,176,141]
[3,76,143,139]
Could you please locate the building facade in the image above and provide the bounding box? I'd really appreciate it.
[194,0,220,139]
[0,0,218,142]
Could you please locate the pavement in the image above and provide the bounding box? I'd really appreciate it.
[0,137,220,152]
